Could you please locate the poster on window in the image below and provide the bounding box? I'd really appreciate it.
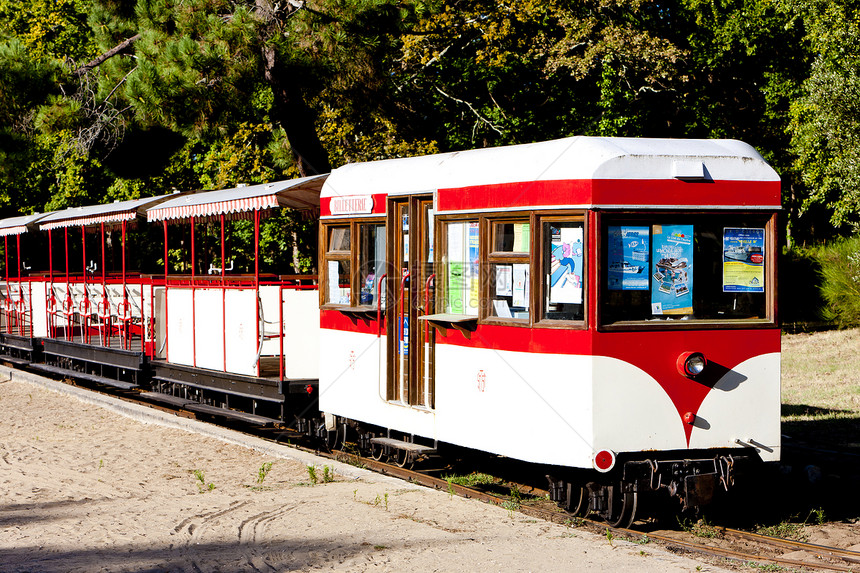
[608,226,649,290]
[447,223,466,314]
[548,225,584,304]
[446,222,480,315]
[512,263,529,308]
[468,222,480,313]
[651,224,693,315]
[723,227,765,293]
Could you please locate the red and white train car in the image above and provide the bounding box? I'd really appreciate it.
[318,136,780,525]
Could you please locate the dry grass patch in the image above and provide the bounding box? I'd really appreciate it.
[781,328,860,448]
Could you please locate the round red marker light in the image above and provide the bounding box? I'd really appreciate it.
[683,411,696,425]
[594,450,616,472]
[306,385,314,394]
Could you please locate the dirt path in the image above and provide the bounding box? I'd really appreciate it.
[0,366,731,572]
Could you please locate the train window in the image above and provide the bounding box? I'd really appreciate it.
[492,221,530,254]
[328,226,351,253]
[358,223,386,306]
[600,213,775,327]
[540,220,585,322]
[323,224,352,305]
[487,218,530,321]
[440,220,480,316]
[325,260,351,305]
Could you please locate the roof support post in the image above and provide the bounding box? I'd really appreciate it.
[48,230,53,283]
[64,227,69,284]
[3,236,7,336]
[48,229,54,338]
[163,220,169,361]
[81,226,89,343]
[191,216,196,368]
[254,209,260,377]
[122,220,129,350]
[16,233,25,337]
[221,213,227,373]
[101,222,108,347]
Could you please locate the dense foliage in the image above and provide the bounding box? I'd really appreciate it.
[816,236,860,327]
[0,0,858,271]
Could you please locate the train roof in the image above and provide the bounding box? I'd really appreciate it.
[0,212,53,237]
[38,194,177,231]
[146,175,327,223]
[320,136,781,214]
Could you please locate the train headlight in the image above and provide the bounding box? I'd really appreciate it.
[677,351,707,378]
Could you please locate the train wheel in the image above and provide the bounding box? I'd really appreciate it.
[393,448,412,469]
[567,483,589,516]
[321,422,342,451]
[607,484,638,529]
[370,440,385,461]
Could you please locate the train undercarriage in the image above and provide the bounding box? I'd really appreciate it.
[311,414,764,529]
[546,451,757,528]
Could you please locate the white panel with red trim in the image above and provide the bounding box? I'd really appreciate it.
[319,326,779,468]
[690,353,781,461]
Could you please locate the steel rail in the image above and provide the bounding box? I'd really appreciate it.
[327,449,859,573]
[720,527,860,564]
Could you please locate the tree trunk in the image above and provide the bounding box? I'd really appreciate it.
[262,46,331,177]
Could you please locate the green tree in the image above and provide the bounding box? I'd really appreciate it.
[789,0,860,234]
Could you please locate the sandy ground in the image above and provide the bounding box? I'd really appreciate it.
[0,366,732,573]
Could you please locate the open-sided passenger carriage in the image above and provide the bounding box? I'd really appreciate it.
[0,212,52,365]
[317,136,781,526]
[0,178,325,426]
[142,178,324,424]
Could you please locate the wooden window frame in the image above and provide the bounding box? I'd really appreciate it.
[434,210,588,330]
[435,214,480,318]
[482,215,533,326]
[534,212,588,329]
[595,210,778,331]
[319,218,386,309]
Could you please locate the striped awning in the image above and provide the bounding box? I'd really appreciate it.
[0,212,52,237]
[39,195,177,231]
[146,175,327,223]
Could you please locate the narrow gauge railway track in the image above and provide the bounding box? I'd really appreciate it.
[328,448,860,572]
[20,369,860,573]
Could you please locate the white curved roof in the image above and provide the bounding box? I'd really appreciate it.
[0,212,52,237]
[38,195,176,231]
[147,175,327,222]
[321,136,779,199]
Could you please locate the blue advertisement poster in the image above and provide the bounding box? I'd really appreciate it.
[608,226,649,290]
[723,227,765,293]
[651,224,694,315]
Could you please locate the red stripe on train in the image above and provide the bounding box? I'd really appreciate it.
[435,179,780,212]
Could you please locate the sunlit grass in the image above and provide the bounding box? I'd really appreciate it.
[781,328,860,447]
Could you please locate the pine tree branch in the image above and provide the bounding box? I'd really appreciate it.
[433,86,504,136]
[73,34,141,77]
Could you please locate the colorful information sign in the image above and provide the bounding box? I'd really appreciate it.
[607,226,649,291]
[651,224,694,315]
[549,225,584,304]
[723,227,765,293]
